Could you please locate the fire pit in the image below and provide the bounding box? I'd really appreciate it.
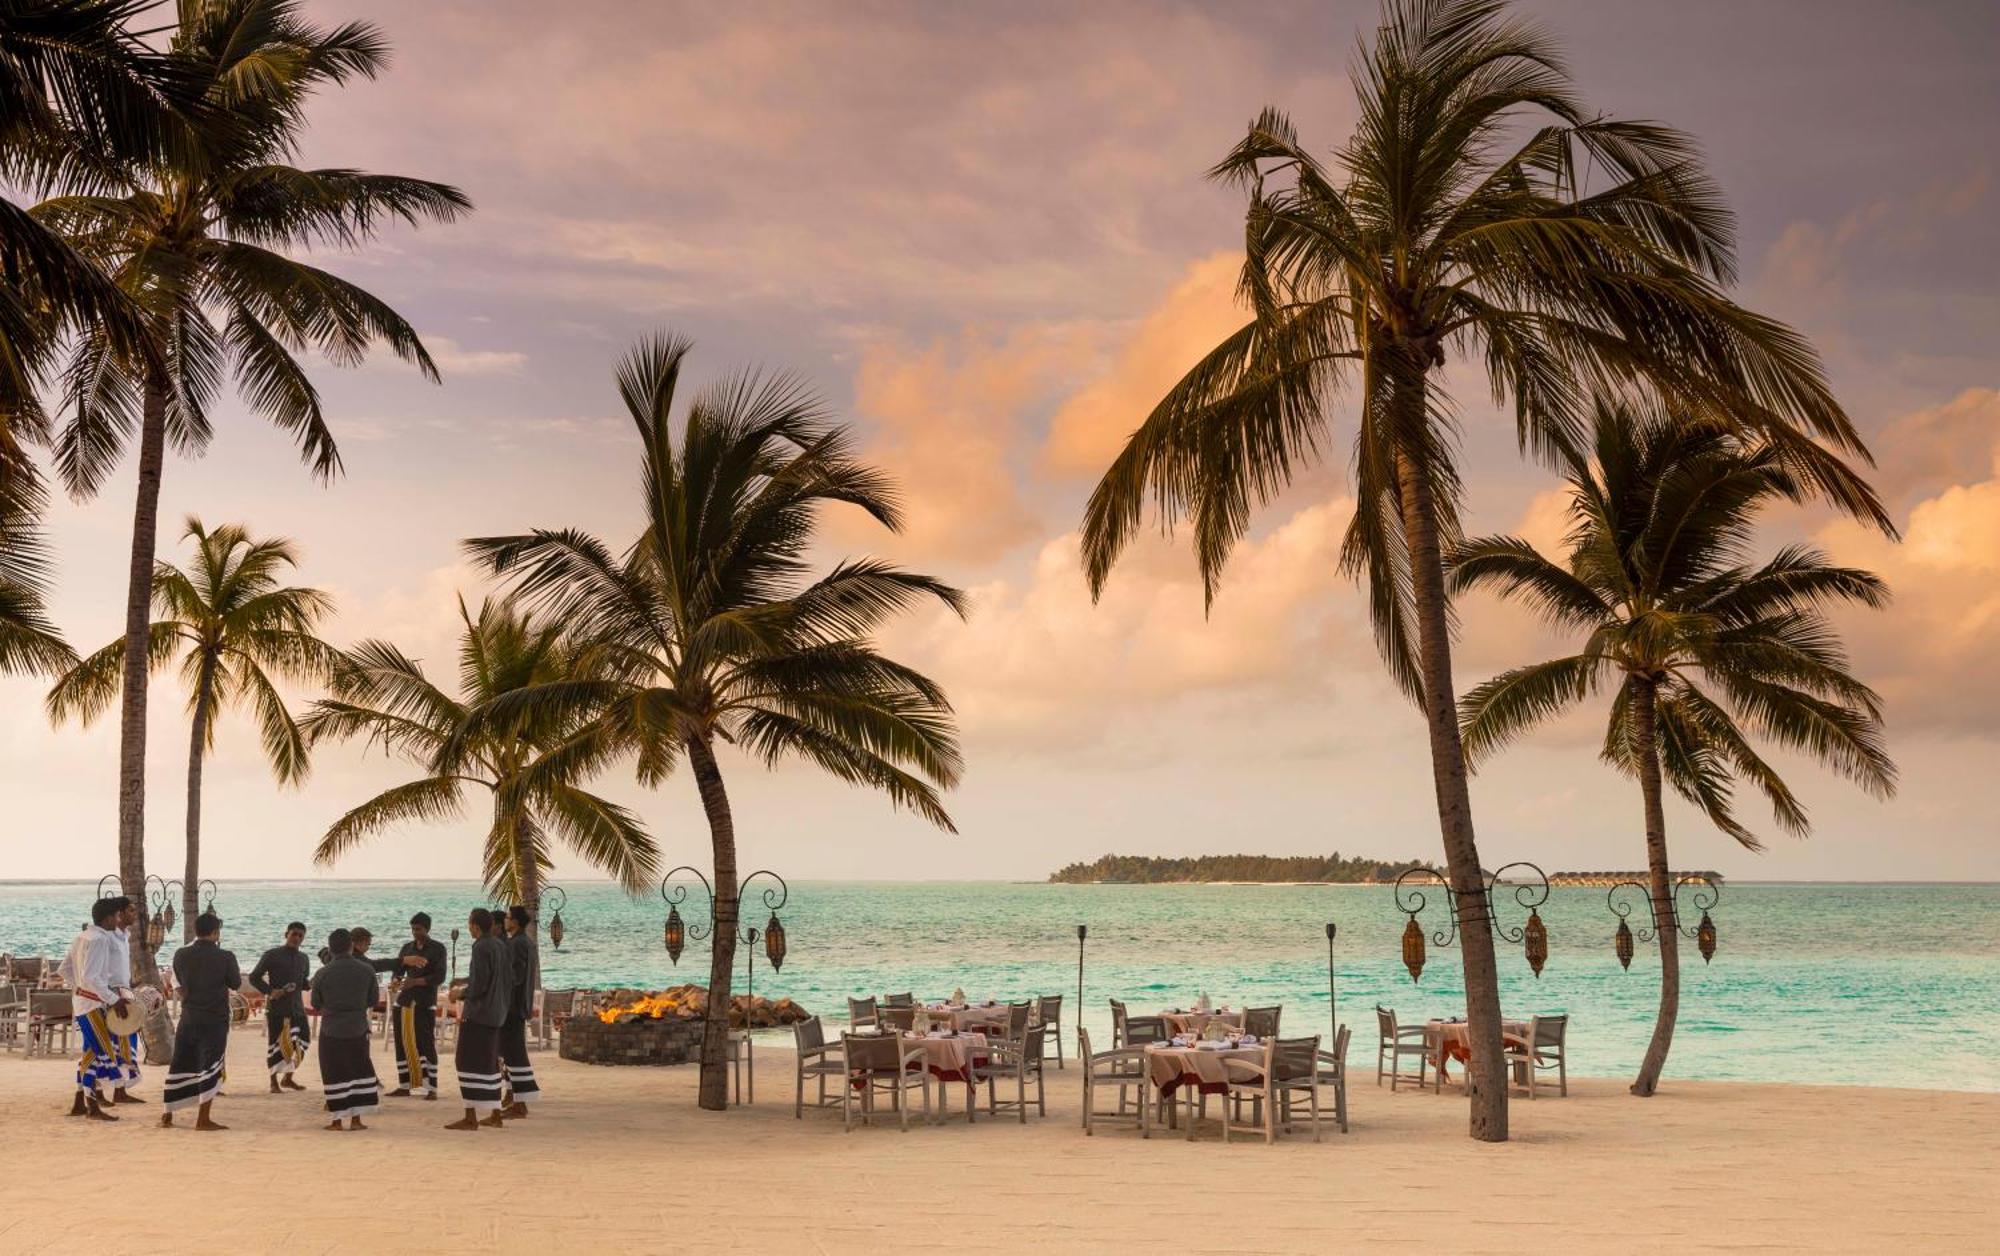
[558,986,813,1066]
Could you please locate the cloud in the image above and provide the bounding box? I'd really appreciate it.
[423,335,527,377]
[840,328,1095,565]
[1041,252,1247,474]
[1869,387,2000,508]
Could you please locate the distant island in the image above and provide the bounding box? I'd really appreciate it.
[1049,853,1435,885]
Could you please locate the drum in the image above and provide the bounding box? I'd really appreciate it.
[102,985,163,1036]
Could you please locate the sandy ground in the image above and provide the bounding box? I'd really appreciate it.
[0,1026,1994,1255]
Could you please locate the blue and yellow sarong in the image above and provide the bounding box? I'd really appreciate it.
[74,1009,124,1095]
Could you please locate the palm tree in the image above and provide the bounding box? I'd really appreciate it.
[1078,0,1888,1140]
[0,466,74,677]
[30,0,468,963]
[48,517,338,936]
[1451,405,1894,1095]
[301,596,663,906]
[465,335,966,1110]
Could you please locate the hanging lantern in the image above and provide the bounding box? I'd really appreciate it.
[1523,909,1548,978]
[145,910,166,950]
[1614,918,1634,970]
[1400,916,1426,983]
[1696,911,1717,964]
[161,902,176,935]
[764,913,787,972]
[663,904,685,964]
[547,910,565,951]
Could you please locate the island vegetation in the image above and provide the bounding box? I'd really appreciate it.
[1050,853,1433,885]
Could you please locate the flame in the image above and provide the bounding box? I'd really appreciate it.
[597,992,694,1023]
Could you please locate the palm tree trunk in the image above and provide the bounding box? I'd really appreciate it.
[1628,677,1680,1096]
[181,656,216,942]
[120,364,170,1061]
[687,733,739,1112]
[1393,421,1508,1143]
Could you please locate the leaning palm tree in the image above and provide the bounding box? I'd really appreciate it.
[1079,0,1888,1140]
[30,0,468,964]
[302,596,663,906]
[48,517,338,937]
[466,335,966,1111]
[1451,405,1894,1096]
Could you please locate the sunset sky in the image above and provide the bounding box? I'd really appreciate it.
[5,0,1997,883]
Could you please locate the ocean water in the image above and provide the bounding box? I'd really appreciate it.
[4,879,1994,1092]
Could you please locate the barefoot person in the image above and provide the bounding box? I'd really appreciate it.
[249,922,312,1092]
[384,913,448,1100]
[445,908,510,1131]
[58,896,134,1121]
[499,905,541,1117]
[310,929,381,1131]
[162,912,241,1130]
[104,897,145,1104]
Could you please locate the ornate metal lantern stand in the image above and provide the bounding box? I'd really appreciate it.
[532,885,570,950]
[1392,862,1553,983]
[660,866,791,1005]
[1607,875,1721,968]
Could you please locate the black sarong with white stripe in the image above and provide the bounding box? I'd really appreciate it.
[319,1034,380,1117]
[500,1016,539,1102]
[455,1021,504,1112]
[163,1018,229,1112]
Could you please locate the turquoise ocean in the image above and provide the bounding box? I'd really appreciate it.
[4,879,1994,1092]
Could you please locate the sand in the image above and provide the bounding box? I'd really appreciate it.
[0,1027,1993,1255]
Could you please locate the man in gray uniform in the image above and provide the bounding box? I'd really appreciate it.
[445,908,510,1131]
[310,928,382,1131]
[163,912,241,1130]
[499,905,541,1117]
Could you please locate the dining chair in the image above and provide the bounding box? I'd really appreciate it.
[971,1017,1047,1123]
[880,1005,917,1033]
[26,990,72,1058]
[1037,994,1065,1069]
[1375,1005,1429,1091]
[1109,998,1129,1048]
[1078,1027,1150,1137]
[1504,1013,1569,1098]
[1243,1005,1282,1038]
[1308,1025,1351,1134]
[792,1016,846,1118]
[1222,1034,1321,1144]
[847,996,879,1030]
[881,992,915,1007]
[840,1032,931,1132]
[1123,1015,1170,1047]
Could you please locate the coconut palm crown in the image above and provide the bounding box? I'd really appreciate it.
[464,333,967,1111]
[1451,403,1894,1093]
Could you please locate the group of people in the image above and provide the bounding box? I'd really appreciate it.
[62,897,543,1134]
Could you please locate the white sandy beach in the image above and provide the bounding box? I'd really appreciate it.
[0,1028,1994,1255]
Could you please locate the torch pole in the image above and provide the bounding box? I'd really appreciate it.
[1075,924,1087,1057]
[1325,921,1338,1044]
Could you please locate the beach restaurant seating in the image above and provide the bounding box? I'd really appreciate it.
[1037,993,1065,1069]
[881,992,915,1007]
[847,996,879,1030]
[995,1000,1034,1047]
[535,987,580,1049]
[880,1005,917,1033]
[1078,1027,1148,1136]
[1505,1014,1569,1098]
[1222,1034,1322,1144]
[0,982,28,1051]
[1375,1005,1429,1091]
[840,1031,931,1132]
[971,1014,1048,1123]
[1311,1025,1353,1135]
[1123,1015,1170,1047]
[25,990,73,1058]
[1243,1005,1283,1039]
[1109,998,1129,1048]
[792,1016,845,1118]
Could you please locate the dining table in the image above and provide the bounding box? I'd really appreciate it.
[1427,1018,1532,1084]
[1144,1038,1266,1140]
[924,1003,1016,1034]
[899,1029,992,1122]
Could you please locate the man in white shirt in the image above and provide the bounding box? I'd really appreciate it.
[62,896,138,1120]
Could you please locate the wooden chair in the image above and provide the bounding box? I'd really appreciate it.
[792,1016,845,1118]
[847,996,879,1031]
[1109,998,1128,1047]
[880,992,915,1007]
[1123,1015,1170,1046]
[536,987,579,1048]
[879,1005,917,1033]
[1222,1034,1321,1144]
[1309,1025,1351,1134]
[996,1000,1033,1047]
[26,990,73,1058]
[971,1016,1047,1123]
[0,981,27,1052]
[1078,1027,1149,1137]
[1243,1005,1282,1039]
[1505,1014,1569,1098]
[1375,1005,1428,1091]
[840,1032,930,1132]
[1037,994,1065,1069]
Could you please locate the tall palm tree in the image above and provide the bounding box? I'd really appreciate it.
[466,335,966,1110]
[30,0,468,968]
[0,465,74,676]
[1079,0,1888,1140]
[1451,405,1894,1095]
[48,517,338,936]
[302,596,663,906]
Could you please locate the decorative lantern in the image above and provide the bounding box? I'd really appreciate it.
[764,913,787,972]
[1696,911,1717,964]
[663,904,685,964]
[1401,916,1426,983]
[161,902,176,935]
[145,910,166,950]
[547,910,565,951]
[1614,918,1634,970]
[1523,909,1548,977]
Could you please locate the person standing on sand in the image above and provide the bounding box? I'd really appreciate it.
[104,899,145,1102]
[59,897,136,1120]
[162,912,240,1130]
[381,913,448,1100]
[249,922,313,1092]
[499,905,540,1117]
[310,929,382,1131]
[446,908,509,1131]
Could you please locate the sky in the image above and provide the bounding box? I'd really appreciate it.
[4,0,1998,884]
